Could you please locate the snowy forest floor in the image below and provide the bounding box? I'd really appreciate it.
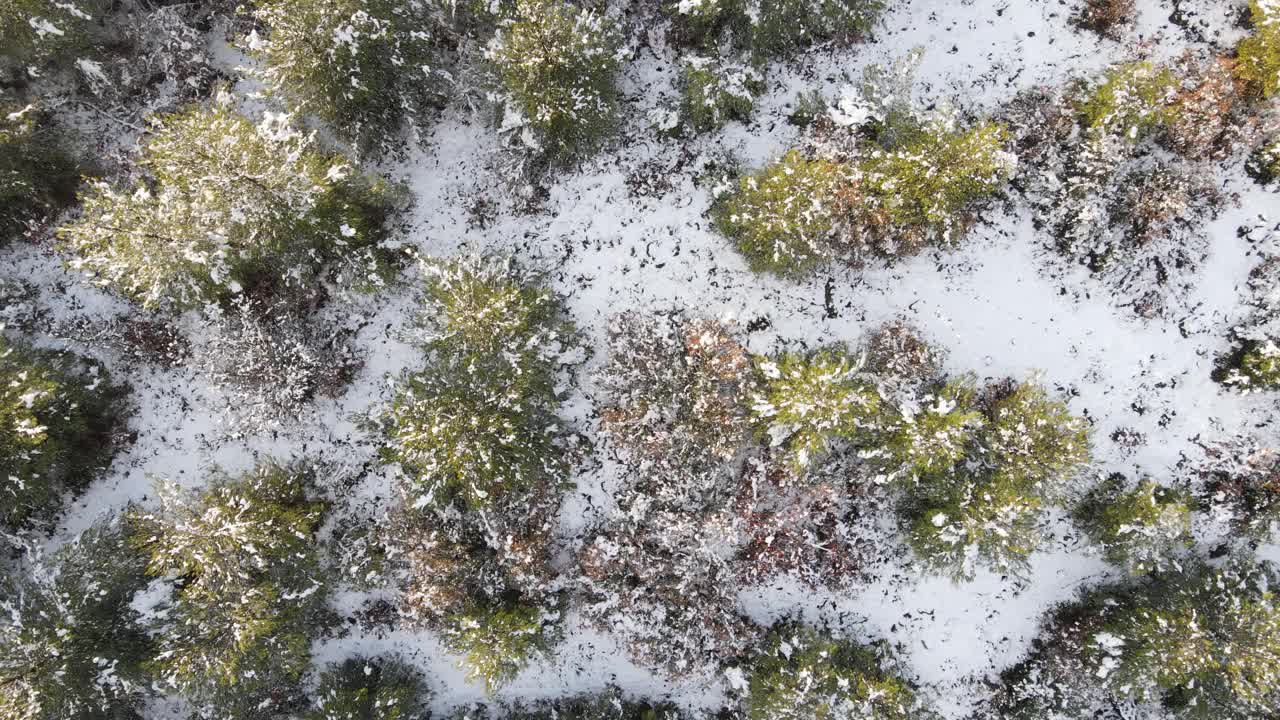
[5,0,1280,717]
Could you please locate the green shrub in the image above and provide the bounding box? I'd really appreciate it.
[451,687,683,720]
[0,0,99,73]
[878,378,983,482]
[252,0,444,157]
[59,98,404,311]
[0,337,126,531]
[442,598,555,693]
[680,56,762,133]
[382,258,577,511]
[855,119,1014,247]
[896,379,1090,581]
[306,655,430,720]
[1078,60,1180,138]
[486,0,622,158]
[748,0,884,58]
[1248,136,1280,183]
[751,347,881,470]
[1074,477,1192,575]
[0,105,80,243]
[0,520,152,720]
[744,622,927,720]
[1236,0,1280,98]
[711,150,847,276]
[129,463,329,718]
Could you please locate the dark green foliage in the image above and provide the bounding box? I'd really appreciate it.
[895,380,1091,581]
[744,621,929,720]
[0,519,152,720]
[664,0,884,59]
[1236,0,1280,98]
[993,558,1280,719]
[441,597,557,692]
[0,105,80,243]
[451,686,683,720]
[0,337,126,532]
[60,99,406,311]
[306,655,430,720]
[0,0,101,75]
[1073,476,1192,575]
[487,0,622,158]
[382,258,578,511]
[680,57,762,133]
[253,0,445,157]
[128,463,329,719]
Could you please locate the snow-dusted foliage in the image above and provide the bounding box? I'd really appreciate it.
[752,347,881,471]
[0,104,79,243]
[306,655,430,720]
[0,0,99,77]
[679,55,762,133]
[382,257,580,511]
[485,0,622,158]
[252,0,445,157]
[741,621,931,720]
[665,0,883,59]
[60,96,405,311]
[990,558,1280,719]
[0,519,151,720]
[713,64,1015,277]
[1072,475,1192,575]
[450,686,683,719]
[440,597,559,692]
[128,463,329,718]
[1071,0,1135,40]
[1249,135,1280,183]
[1193,436,1280,543]
[193,294,360,430]
[1218,230,1280,391]
[1007,54,1264,316]
[0,336,126,531]
[895,380,1091,581]
[1237,0,1280,98]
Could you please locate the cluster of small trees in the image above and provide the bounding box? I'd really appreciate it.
[988,556,1280,719]
[712,57,1015,276]
[377,257,580,690]
[582,312,1091,674]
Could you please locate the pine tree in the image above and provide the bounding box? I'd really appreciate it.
[0,519,152,720]
[679,56,762,133]
[751,347,882,471]
[485,0,622,158]
[1,104,80,243]
[252,0,444,157]
[128,463,329,719]
[441,598,556,693]
[0,0,100,75]
[1077,60,1180,139]
[711,150,847,276]
[0,337,126,531]
[306,655,430,720]
[382,258,578,511]
[877,378,983,483]
[743,621,929,720]
[1074,476,1192,575]
[1236,0,1280,98]
[450,686,683,720]
[59,96,404,311]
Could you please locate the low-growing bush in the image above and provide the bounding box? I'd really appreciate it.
[749,0,884,57]
[60,97,405,311]
[451,686,683,720]
[1077,61,1180,139]
[1073,476,1193,575]
[1071,0,1135,40]
[441,597,557,692]
[252,0,445,157]
[0,337,127,531]
[0,519,152,720]
[306,655,430,720]
[1236,0,1280,98]
[711,150,847,276]
[743,621,929,720]
[1,105,81,243]
[382,258,578,512]
[680,56,762,133]
[486,0,622,158]
[129,463,330,718]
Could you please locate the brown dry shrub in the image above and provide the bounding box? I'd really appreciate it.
[1072,0,1136,40]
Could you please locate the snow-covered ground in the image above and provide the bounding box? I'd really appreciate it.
[5,0,1277,717]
